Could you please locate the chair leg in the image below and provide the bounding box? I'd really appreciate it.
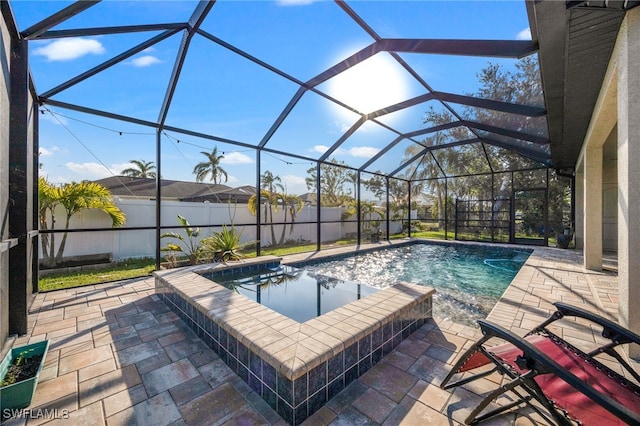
[464,374,530,424]
[441,336,492,389]
[464,373,576,426]
[525,379,576,426]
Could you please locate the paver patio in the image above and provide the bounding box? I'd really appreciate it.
[1,243,628,425]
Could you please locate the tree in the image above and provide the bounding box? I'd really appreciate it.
[38,177,60,264]
[248,189,280,246]
[346,170,357,198]
[278,192,304,245]
[38,178,126,268]
[256,171,283,245]
[260,171,283,194]
[305,159,353,207]
[248,171,304,246]
[402,57,550,229]
[193,147,228,184]
[362,174,419,232]
[160,215,204,265]
[120,159,156,178]
[402,108,478,227]
[388,178,416,230]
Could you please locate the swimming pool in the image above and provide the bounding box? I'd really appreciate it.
[212,265,380,322]
[155,241,528,424]
[293,243,530,327]
[206,242,529,327]
[155,254,433,425]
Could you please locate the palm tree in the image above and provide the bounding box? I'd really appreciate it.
[38,176,61,263]
[246,171,286,246]
[248,189,281,246]
[343,199,384,234]
[279,192,304,245]
[121,159,156,178]
[193,147,228,184]
[346,170,357,197]
[38,178,126,267]
[260,171,283,194]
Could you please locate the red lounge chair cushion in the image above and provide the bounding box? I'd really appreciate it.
[457,334,549,372]
[460,334,640,425]
[533,341,640,426]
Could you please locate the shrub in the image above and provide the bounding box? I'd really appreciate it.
[202,225,246,262]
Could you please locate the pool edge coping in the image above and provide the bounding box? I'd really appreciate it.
[154,254,434,380]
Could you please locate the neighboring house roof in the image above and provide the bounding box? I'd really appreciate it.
[299,193,317,205]
[94,176,255,203]
[181,185,257,203]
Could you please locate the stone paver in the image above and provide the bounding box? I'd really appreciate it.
[352,388,397,423]
[141,358,200,396]
[2,243,628,425]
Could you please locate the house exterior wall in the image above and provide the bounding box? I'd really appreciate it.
[575,164,584,250]
[575,108,619,257]
[602,128,618,252]
[578,6,640,355]
[617,6,640,356]
[1,8,11,352]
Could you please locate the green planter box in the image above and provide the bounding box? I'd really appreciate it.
[0,340,50,410]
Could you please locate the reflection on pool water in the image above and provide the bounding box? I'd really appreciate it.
[206,242,530,327]
[213,265,380,323]
[301,243,530,327]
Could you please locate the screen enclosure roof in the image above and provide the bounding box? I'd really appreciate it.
[10,0,559,183]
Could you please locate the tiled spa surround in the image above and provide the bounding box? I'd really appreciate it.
[154,256,434,425]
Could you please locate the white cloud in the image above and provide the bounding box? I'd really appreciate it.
[276,0,316,5]
[130,55,161,67]
[312,145,378,158]
[65,162,120,179]
[347,146,379,158]
[221,152,253,164]
[281,174,309,195]
[225,175,240,184]
[112,162,133,174]
[39,171,70,185]
[39,146,61,157]
[516,28,531,41]
[33,38,105,61]
[281,174,306,186]
[335,121,353,133]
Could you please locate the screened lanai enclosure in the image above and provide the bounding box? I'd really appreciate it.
[5,0,571,276]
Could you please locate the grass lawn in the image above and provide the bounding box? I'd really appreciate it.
[43,230,536,291]
[38,257,156,292]
[37,240,358,291]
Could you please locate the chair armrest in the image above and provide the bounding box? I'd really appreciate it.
[553,302,640,345]
[478,319,640,425]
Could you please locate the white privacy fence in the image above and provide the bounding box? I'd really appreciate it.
[39,199,404,261]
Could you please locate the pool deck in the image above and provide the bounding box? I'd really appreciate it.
[2,240,628,425]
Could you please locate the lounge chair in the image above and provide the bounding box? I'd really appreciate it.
[440,302,640,425]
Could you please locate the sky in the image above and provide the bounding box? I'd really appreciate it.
[10,0,533,196]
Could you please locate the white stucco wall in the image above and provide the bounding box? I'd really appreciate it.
[602,128,618,252]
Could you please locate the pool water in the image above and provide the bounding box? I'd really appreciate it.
[213,265,380,322]
[302,243,530,327]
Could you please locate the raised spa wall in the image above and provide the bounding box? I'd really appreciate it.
[154,255,434,425]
